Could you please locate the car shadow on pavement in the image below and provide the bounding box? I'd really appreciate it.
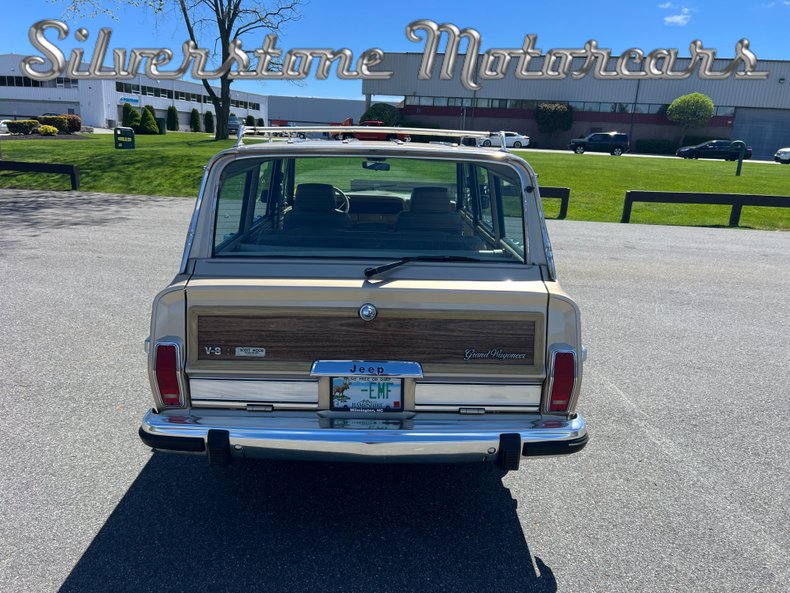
[0,189,175,233]
[58,453,557,593]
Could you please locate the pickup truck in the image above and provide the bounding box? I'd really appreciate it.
[139,125,589,472]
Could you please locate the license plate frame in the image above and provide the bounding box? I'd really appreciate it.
[330,376,403,412]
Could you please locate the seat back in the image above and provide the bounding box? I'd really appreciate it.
[395,187,464,233]
[283,183,352,230]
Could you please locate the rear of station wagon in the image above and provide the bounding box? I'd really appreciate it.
[140,129,588,472]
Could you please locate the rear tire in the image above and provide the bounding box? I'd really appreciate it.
[611,147,623,156]
[574,145,585,154]
[513,141,522,148]
[482,139,492,147]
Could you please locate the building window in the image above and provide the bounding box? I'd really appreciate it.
[475,98,492,108]
[492,99,508,109]
[715,106,735,117]
[433,97,448,107]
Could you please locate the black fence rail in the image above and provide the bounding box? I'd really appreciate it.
[0,161,80,190]
[540,186,570,219]
[621,190,790,226]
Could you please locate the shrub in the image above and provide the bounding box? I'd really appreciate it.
[190,108,201,132]
[634,139,677,155]
[245,115,255,126]
[166,105,179,131]
[121,103,137,127]
[256,117,264,126]
[136,107,159,134]
[535,103,574,135]
[59,114,82,133]
[666,92,715,146]
[37,116,69,134]
[359,103,401,126]
[38,125,58,136]
[144,105,156,117]
[6,120,40,134]
[203,111,214,134]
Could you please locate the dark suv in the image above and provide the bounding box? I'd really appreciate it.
[569,132,630,156]
[227,116,242,135]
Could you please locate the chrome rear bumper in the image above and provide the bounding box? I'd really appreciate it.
[140,409,587,465]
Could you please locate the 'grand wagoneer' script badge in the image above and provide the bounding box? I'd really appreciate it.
[464,348,528,361]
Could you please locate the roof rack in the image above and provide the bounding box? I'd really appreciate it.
[234,125,508,151]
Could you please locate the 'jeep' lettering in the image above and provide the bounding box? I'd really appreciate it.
[349,364,385,375]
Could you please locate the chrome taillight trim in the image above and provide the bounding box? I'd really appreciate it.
[153,341,187,409]
[415,383,541,407]
[543,346,578,415]
[190,379,318,403]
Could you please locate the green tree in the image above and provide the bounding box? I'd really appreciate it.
[535,103,574,146]
[63,1,302,140]
[203,111,215,134]
[666,92,715,146]
[359,103,401,126]
[166,105,179,131]
[121,102,137,127]
[127,107,142,131]
[245,114,255,126]
[137,107,159,134]
[190,108,201,132]
[256,117,264,126]
[143,105,156,117]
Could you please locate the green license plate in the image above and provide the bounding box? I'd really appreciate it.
[331,376,402,412]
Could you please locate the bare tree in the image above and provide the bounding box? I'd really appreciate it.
[62,0,302,140]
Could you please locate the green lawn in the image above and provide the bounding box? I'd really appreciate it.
[0,133,235,196]
[516,150,790,230]
[0,133,788,229]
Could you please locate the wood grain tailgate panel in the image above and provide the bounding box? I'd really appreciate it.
[197,314,535,365]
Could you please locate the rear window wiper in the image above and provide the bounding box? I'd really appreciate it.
[364,255,481,278]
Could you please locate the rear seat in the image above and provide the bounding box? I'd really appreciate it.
[395,187,464,233]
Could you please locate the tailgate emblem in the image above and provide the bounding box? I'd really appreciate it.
[359,303,377,321]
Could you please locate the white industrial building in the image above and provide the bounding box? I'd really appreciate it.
[0,54,267,130]
[0,53,373,132]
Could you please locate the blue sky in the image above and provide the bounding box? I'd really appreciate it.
[3,0,789,98]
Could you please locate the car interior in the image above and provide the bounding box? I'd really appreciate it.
[213,156,526,261]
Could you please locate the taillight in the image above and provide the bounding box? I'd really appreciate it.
[155,344,183,407]
[548,350,576,413]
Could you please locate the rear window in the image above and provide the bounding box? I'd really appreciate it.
[213,156,526,263]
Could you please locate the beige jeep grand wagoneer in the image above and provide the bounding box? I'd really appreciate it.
[139,126,588,471]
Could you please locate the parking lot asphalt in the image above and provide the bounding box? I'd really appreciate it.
[0,189,788,593]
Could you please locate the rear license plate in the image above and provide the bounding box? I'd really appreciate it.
[331,376,402,412]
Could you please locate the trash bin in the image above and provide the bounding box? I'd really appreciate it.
[156,117,166,135]
[114,127,135,149]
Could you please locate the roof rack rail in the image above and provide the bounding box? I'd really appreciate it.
[234,125,510,151]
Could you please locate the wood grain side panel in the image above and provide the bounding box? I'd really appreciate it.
[197,314,535,365]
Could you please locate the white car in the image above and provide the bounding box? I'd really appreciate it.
[0,120,9,134]
[774,147,790,164]
[478,131,530,148]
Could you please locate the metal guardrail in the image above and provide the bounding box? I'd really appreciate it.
[0,160,80,190]
[621,191,790,226]
[540,187,571,219]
